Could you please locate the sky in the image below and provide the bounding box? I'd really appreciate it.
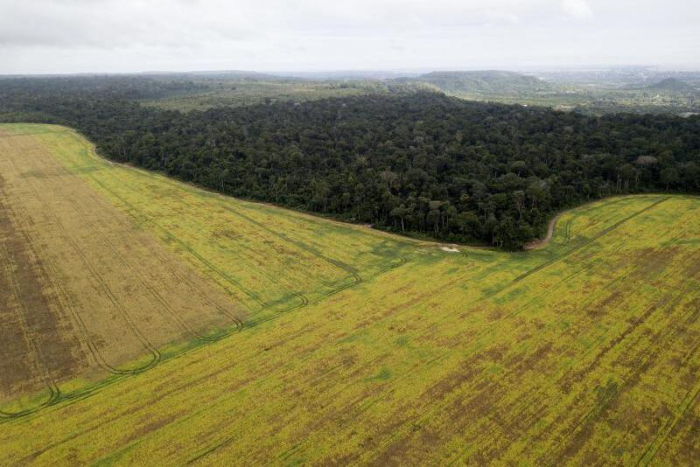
[0,0,698,74]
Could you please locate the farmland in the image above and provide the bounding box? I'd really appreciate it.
[1,124,700,465]
[141,78,392,111]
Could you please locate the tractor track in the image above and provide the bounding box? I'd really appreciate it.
[512,197,669,285]
[0,240,60,419]
[81,164,274,312]
[61,192,220,343]
[217,202,363,288]
[4,153,161,378]
[20,150,222,345]
[1,129,405,423]
[1,128,410,426]
[78,145,317,313]
[78,131,411,302]
[273,197,669,466]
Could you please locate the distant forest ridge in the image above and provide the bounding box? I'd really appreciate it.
[1,76,699,249]
[395,70,555,95]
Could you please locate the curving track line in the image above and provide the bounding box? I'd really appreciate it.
[1,128,410,423]
[60,192,229,343]
[82,166,270,312]
[5,154,161,377]
[513,197,668,284]
[246,197,670,466]
[0,240,60,420]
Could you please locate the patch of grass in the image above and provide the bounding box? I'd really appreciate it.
[140,79,391,112]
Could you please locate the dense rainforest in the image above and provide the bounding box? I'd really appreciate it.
[2,76,699,249]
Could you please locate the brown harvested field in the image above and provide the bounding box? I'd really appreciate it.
[0,175,68,402]
[0,128,245,408]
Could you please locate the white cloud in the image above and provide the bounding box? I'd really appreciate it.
[0,0,698,73]
[560,0,593,19]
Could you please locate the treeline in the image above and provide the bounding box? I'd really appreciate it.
[2,77,699,249]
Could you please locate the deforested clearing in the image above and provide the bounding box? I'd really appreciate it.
[2,124,700,465]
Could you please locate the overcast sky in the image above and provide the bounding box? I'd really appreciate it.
[0,0,698,74]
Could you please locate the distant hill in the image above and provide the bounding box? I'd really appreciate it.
[647,77,693,92]
[401,70,554,96]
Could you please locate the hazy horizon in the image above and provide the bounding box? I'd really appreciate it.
[1,0,699,74]
[3,64,700,79]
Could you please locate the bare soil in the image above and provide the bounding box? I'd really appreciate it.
[0,175,85,400]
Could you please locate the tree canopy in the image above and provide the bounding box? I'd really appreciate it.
[2,76,699,249]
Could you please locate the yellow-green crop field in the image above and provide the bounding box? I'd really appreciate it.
[1,123,699,465]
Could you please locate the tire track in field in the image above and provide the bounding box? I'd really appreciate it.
[504,268,680,465]
[4,154,161,377]
[0,169,142,391]
[60,133,269,311]
[1,189,134,381]
[512,197,668,285]
[547,196,633,249]
[1,130,364,422]
[552,292,700,466]
[475,260,673,464]
[631,243,700,465]
[1,133,661,432]
[14,322,319,464]
[632,305,700,464]
[114,183,309,313]
[85,155,312,313]
[15,150,163,368]
[219,203,409,304]
[442,231,687,465]
[19,149,215,344]
[351,266,594,466]
[169,265,450,464]
[219,203,362,288]
[79,133,407,307]
[387,272,632,465]
[40,202,162,372]
[209,199,409,287]
[533,249,700,466]
[638,344,700,465]
[77,131,412,312]
[315,198,671,466]
[173,257,419,462]
[0,153,173,419]
[10,133,692,460]
[186,272,476,464]
[2,129,395,432]
[55,163,245,330]
[0,240,60,419]
[184,255,515,462]
[109,186,305,313]
[81,167,273,313]
[2,128,393,425]
[60,192,229,343]
[187,350,396,465]
[0,176,59,419]
[436,264,634,464]
[539,239,687,456]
